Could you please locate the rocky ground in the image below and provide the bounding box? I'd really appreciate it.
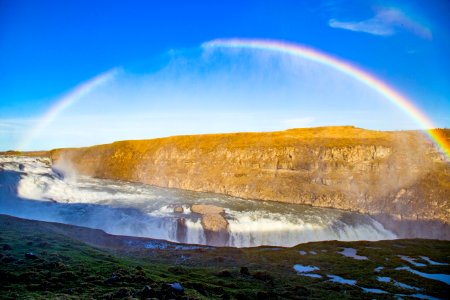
[1,214,449,299]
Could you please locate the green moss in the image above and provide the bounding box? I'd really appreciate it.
[1,215,449,299]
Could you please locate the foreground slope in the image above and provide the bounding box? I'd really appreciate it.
[1,214,449,299]
[49,127,450,237]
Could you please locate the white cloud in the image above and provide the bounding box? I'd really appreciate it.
[329,8,432,39]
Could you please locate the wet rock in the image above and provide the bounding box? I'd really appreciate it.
[52,168,65,179]
[202,214,228,233]
[176,218,187,243]
[192,204,229,246]
[174,206,184,213]
[25,252,38,260]
[104,274,120,284]
[191,204,224,214]
[2,244,12,251]
[141,285,157,298]
[240,266,250,276]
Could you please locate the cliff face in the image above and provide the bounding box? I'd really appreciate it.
[50,126,450,230]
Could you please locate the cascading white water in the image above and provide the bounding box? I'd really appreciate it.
[0,156,396,247]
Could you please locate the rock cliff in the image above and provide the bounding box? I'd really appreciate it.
[50,126,450,236]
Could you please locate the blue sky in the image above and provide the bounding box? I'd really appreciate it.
[1,0,449,150]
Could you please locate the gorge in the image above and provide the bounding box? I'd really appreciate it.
[46,126,449,240]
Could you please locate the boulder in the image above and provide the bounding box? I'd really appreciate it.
[191,204,224,214]
[202,214,228,233]
[141,285,157,298]
[191,204,229,246]
[174,206,184,213]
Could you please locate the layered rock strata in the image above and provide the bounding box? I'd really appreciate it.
[49,126,450,237]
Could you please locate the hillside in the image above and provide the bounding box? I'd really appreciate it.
[1,214,449,299]
[49,126,450,237]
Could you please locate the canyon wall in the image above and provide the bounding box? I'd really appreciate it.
[50,126,450,234]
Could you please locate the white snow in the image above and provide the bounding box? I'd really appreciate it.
[420,256,448,266]
[374,266,384,273]
[301,273,323,278]
[399,255,426,267]
[327,274,357,285]
[395,294,441,300]
[338,248,368,260]
[293,264,322,278]
[293,264,320,273]
[309,250,317,255]
[361,287,388,294]
[377,276,391,283]
[299,250,307,255]
[396,266,450,285]
[377,276,421,290]
[409,294,440,300]
[394,281,421,291]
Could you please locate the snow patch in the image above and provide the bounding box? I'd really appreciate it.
[338,248,368,260]
[293,264,320,273]
[395,293,441,300]
[399,255,426,267]
[327,274,357,285]
[374,266,384,273]
[377,276,391,283]
[301,273,323,278]
[377,276,421,291]
[420,256,448,266]
[293,264,322,278]
[396,266,450,285]
[394,281,421,291]
[361,287,388,294]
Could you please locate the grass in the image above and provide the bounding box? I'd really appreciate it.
[1,214,449,299]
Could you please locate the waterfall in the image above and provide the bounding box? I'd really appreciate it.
[0,156,396,247]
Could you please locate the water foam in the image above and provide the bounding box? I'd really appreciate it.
[0,156,396,247]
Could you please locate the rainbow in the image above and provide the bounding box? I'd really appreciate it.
[203,38,449,158]
[18,39,448,157]
[17,68,119,150]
